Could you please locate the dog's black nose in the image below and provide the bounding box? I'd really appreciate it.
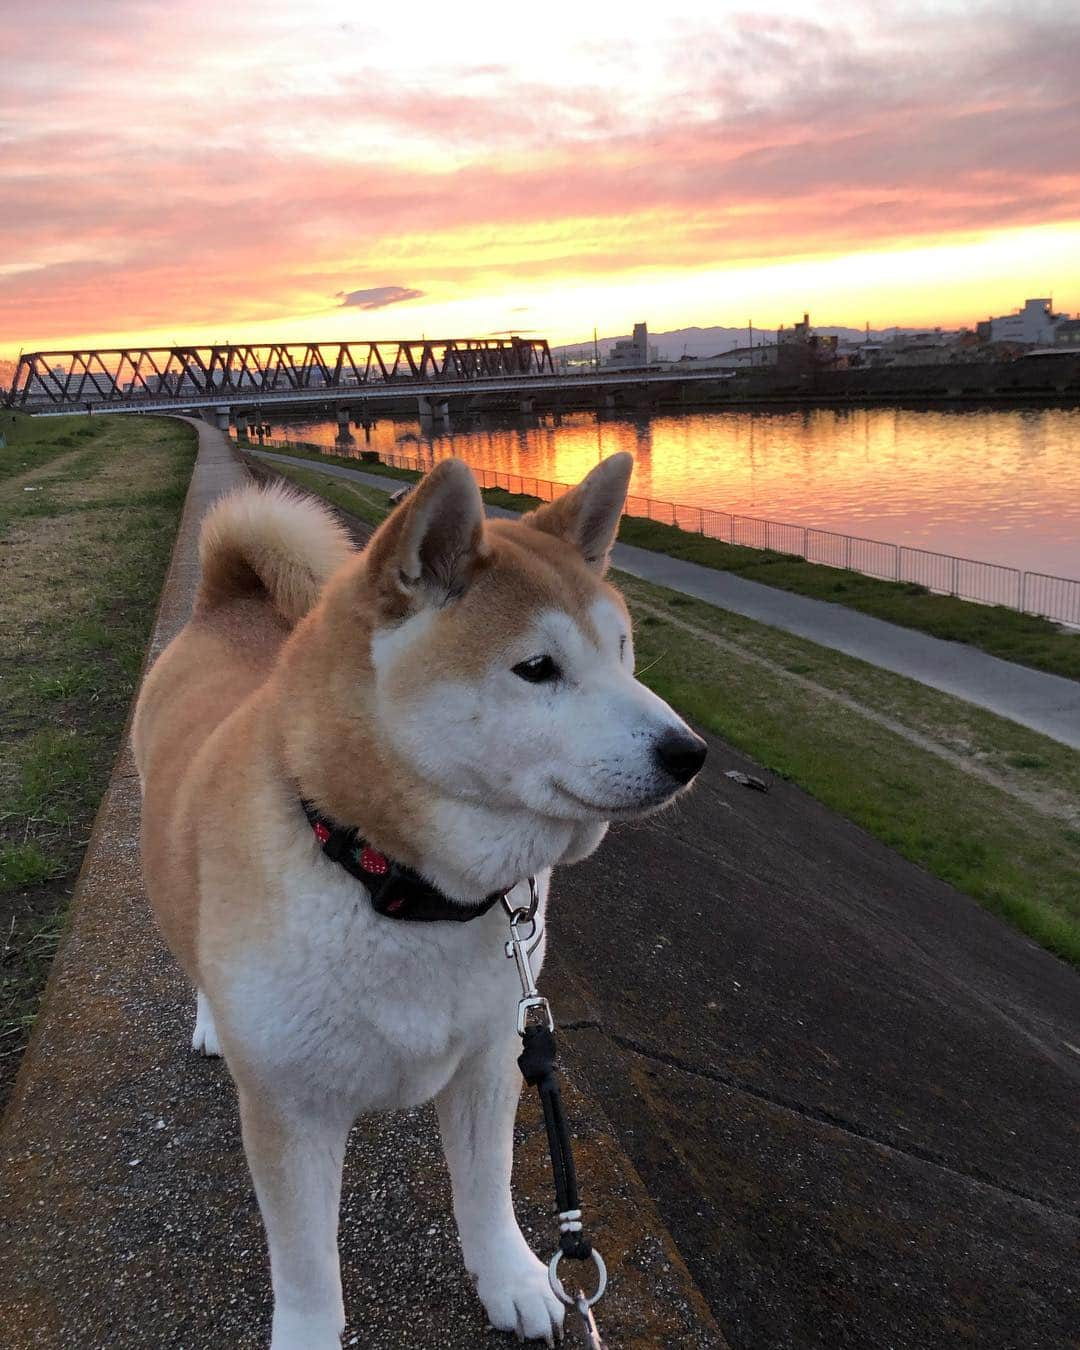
[655,729,707,785]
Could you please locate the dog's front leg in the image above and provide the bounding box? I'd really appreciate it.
[239,1086,350,1350]
[437,1037,565,1345]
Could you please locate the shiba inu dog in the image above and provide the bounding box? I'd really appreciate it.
[132,452,706,1348]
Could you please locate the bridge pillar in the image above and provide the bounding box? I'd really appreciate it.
[519,397,534,415]
[602,391,617,410]
[418,396,450,422]
[335,406,356,447]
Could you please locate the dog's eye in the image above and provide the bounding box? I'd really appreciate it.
[512,655,560,684]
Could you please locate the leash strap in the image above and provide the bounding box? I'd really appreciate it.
[505,884,608,1347]
[518,1025,590,1259]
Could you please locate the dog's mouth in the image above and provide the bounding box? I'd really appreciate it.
[551,779,683,820]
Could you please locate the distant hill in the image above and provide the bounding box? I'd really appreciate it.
[554,323,929,362]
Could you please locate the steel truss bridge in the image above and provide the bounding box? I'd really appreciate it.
[4,337,731,419]
[5,338,556,411]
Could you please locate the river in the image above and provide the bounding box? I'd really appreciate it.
[263,405,1080,578]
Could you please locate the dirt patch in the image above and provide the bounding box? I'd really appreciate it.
[0,448,89,503]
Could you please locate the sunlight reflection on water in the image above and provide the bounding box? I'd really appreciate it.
[275,406,1080,577]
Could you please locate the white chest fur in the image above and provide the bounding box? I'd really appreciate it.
[211,860,548,1114]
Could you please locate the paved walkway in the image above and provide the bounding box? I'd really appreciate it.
[253,449,1080,749]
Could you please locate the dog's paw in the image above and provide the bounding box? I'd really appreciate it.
[269,1304,344,1350]
[191,991,222,1058]
[476,1247,565,1345]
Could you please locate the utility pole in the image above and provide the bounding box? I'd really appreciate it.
[748,319,753,365]
[593,326,600,371]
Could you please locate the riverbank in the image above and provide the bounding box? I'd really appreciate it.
[251,451,1080,966]
[0,413,196,1106]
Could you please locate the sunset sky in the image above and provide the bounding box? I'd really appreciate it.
[3,0,1079,359]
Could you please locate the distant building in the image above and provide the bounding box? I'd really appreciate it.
[776,313,838,367]
[1053,317,1080,348]
[604,322,651,369]
[777,313,812,348]
[877,328,956,366]
[661,345,775,372]
[976,298,1069,346]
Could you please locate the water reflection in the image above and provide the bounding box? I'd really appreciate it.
[267,406,1080,577]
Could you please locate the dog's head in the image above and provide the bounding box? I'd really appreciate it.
[362,453,703,812]
[293,454,705,890]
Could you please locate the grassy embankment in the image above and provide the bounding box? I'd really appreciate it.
[259,453,1080,966]
[0,411,195,1104]
[250,442,1080,681]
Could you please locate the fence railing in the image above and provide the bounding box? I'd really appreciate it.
[256,437,1080,628]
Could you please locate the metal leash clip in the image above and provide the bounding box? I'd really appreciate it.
[503,877,553,1034]
[548,1250,609,1348]
[575,1291,607,1350]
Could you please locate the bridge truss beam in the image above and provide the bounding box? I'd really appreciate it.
[4,338,556,410]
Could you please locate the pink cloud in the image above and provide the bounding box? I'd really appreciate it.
[2,2,1078,347]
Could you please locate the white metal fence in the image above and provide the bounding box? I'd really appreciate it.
[259,438,1080,627]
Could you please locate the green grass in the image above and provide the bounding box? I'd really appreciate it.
[252,441,1080,682]
[257,457,1080,967]
[0,412,196,1100]
[0,844,63,892]
[0,410,99,482]
[624,576,1080,966]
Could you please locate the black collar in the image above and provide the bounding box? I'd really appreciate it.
[302,799,508,923]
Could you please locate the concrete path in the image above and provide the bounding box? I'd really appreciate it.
[0,421,722,1349]
[552,729,1080,1349]
[252,449,1080,749]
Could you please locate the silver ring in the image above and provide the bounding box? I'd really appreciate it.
[548,1248,607,1308]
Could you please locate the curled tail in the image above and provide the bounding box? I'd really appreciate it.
[196,482,353,624]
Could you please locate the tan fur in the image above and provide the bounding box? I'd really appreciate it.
[133,484,353,977]
[524,450,632,571]
[137,462,644,969]
[134,465,634,987]
[143,462,636,951]
[197,482,353,624]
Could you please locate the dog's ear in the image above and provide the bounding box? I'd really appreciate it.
[364,459,488,615]
[524,452,632,574]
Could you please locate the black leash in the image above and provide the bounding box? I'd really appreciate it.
[505,883,608,1349]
